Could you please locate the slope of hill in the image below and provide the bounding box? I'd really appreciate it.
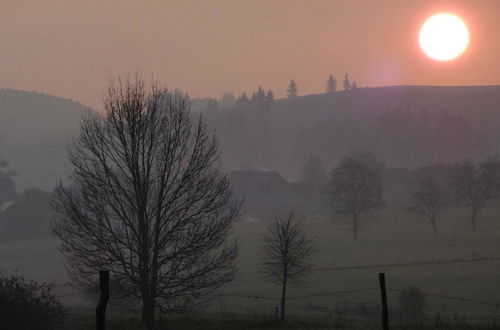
[1,85,500,190]
[208,85,500,180]
[0,89,90,190]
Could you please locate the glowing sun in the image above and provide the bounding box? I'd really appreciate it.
[419,13,469,61]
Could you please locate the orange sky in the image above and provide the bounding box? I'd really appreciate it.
[1,0,500,110]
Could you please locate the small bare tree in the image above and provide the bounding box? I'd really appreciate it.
[53,76,240,330]
[408,166,449,233]
[450,158,500,231]
[328,153,384,239]
[261,213,315,321]
[398,285,426,324]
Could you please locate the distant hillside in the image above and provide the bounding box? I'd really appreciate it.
[0,89,89,190]
[2,85,500,190]
[207,85,500,180]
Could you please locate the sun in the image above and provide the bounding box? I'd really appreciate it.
[419,13,469,61]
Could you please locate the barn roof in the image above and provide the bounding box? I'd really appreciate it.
[229,170,289,194]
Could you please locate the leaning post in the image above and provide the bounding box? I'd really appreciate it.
[379,272,389,330]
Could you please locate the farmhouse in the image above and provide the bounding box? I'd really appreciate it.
[229,170,301,219]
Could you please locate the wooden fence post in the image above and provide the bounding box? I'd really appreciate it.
[96,270,110,330]
[379,272,389,330]
[493,304,498,328]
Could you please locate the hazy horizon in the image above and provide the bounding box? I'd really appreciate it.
[3,2,500,329]
[2,0,500,109]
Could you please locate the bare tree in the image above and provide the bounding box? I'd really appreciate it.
[328,153,384,239]
[450,158,500,231]
[53,76,240,330]
[260,213,315,321]
[408,166,449,233]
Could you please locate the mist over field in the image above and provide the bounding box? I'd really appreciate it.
[2,83,500,329]
[1,1,500,329]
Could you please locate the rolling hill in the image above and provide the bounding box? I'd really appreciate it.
[0,89,90,190]
[1,85,500,190]
[209,85,500,180]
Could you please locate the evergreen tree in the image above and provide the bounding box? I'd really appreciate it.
[287,80,297,98]
[236,92,249,105]
[343,73,351,91]
[205,98,218,113]
[250,92,257,103]
[256,86,266,105]
[351,81,358,89]
[265,89,274,103]
[326,74,337,93]
[219,92,236,108]
[250,87,266,106]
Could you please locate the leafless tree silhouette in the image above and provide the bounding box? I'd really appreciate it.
[328,154,384,239]
[260,213,315,321]
[408,166,450,233]
[53,75,240,330]
[450,158,500,231]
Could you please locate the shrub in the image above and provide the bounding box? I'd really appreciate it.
[0,273,66,330]
[398,285,426,324]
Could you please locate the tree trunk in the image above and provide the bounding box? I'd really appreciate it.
[353,213,358,240]
[142,296,155,330]
[471,209,477,232]
[430,219,438,234]
[280,272,287,321]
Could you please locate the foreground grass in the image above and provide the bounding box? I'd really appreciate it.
[4,192,500,325]
[68,317,330,330]
[63,312,497,330]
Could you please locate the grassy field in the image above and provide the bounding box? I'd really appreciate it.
[220,204,500,325]
[60,313,500,330]
[1,200,500,328]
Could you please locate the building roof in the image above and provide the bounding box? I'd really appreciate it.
[229,170,289,194]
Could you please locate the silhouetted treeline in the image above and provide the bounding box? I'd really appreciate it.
[204,86,500,180]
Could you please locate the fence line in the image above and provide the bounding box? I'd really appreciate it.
[51,285,500,307]
[45,278,500,327]
[387,288,499,307]
[238,255,500,274]
[219,294,280,300]
[217,287,500,307]
[13,264,497,317]
[288,288,379,300]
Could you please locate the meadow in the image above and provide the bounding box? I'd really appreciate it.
[1,199,500,329]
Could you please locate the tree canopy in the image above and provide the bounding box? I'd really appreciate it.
[53,76,240,329]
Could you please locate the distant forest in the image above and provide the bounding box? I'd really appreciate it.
[201,85,500,180]
[1,85,500,189]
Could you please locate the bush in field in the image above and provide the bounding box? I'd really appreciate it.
[398,285,426,324]
[0,273,65,330]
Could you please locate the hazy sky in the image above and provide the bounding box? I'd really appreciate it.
[2,0,500,109]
